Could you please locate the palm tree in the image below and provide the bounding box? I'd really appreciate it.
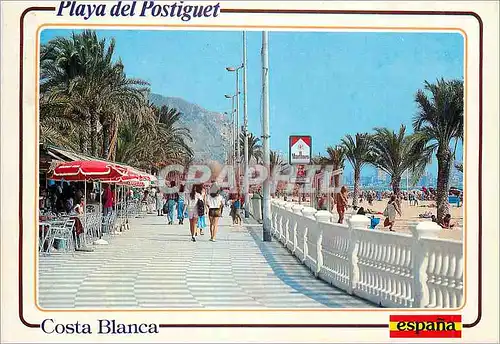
[412,78,464,221]
[99,64,150,159]
[324,145,346,191]
[40,30,150,158]
[270,150,286,175]
[341,133,372,207]
[40,34,92,152]
[240,132,262,163]
[115,103,193,170]
[370,125,428,194]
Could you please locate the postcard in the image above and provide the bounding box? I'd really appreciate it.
[1,0,499,342]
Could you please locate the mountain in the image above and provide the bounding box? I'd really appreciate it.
[149,93,231,163]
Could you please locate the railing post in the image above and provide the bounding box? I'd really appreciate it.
[315,210,333,223]
[411,221,441,308]
[347,215,370,295]
[302,207,317,219]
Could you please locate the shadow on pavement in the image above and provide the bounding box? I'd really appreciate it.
[245,222,379,309]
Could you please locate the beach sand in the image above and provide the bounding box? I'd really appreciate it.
[350,199,463,241]
[284,198,464,241]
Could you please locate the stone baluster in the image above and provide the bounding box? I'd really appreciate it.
[410,221,441,308]
[283,203,294,245]
[276,201,287,238]
[347,215,370,295]
[296,207,312,254]
[315,210,332,275]
[299,207,317,274]
[290,204,304,252]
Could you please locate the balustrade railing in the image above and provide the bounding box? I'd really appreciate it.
[268,199,464,309]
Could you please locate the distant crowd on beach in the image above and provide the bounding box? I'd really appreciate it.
[280,186,461,233]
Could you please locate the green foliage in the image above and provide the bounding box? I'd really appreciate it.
[39,30,193,170]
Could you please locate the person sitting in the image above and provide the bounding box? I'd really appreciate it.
[367,193,373,206]
[419,211,433,218]
[439,214,455,229]
[73,199,84,215]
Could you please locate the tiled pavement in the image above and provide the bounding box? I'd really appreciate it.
[38,208,377,309]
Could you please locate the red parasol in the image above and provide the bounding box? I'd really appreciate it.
[126,180,146,187]
[49,160,128,181]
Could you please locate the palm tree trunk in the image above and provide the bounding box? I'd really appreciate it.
[333,172,340,189]
[90,113,98,156]
[352,165,361,207]
[436,146,452,222]
[391,175,401,194]
[107,124,119,161]
[79,134,88,154]
[333,170,341,207]
[102,123,110,159]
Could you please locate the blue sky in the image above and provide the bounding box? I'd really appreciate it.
[40,29,464,178]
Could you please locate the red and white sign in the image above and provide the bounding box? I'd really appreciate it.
[289,135,312,165]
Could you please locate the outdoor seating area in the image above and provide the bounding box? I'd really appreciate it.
[39,159,156,256]
[39,199,140,255]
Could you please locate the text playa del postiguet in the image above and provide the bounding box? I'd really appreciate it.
[57,0,221,21]
[41,319,159,335]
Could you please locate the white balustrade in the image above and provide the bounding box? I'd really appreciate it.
[288,205,304,252]
[294,208,315,270]
[318,219,350,291]
[354,222,414,307]
[296,207,316,274]
[419,235,463,308]
[269,203,464,309]
[274,201,287,240]
[281,203,294,245]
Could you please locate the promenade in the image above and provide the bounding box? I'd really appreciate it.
[38,208,376,309]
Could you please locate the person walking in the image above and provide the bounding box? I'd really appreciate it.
[165,181,178,225]
[186,185,203,242]
[196,186,207,235]
[367,191,374,206]
[103,184,114,216]
[383,195,401,231]
[155,188,163,216]
[177,184,186,225]
[336,186,348,224]
[232,194,242,226]
[207,186,224,241]
[141,189,150,214]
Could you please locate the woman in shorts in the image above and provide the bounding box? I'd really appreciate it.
[207,187,224,241]
[186,185,202,242]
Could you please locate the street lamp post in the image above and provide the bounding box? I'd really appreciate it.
[226,64,243,194]
[261,31,272,242]
[242,31,249,218]
[226,65,243,196]
[225,94,238,183]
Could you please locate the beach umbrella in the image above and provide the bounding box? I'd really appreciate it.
[48,161,130,248]
[49,160,128,181]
